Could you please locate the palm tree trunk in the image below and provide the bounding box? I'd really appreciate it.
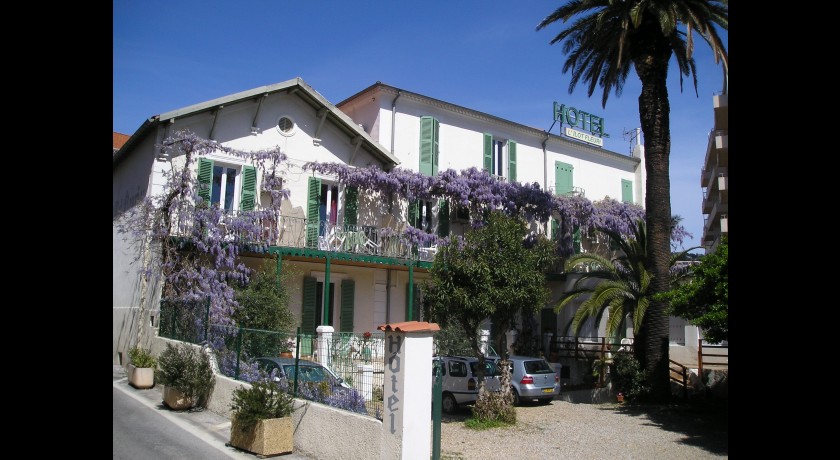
[635,40,673,403]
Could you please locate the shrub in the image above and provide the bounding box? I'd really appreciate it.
[471,388,515,425]
[128,346,156,368]
[230,381,295,431]
[156,343,216,407]
[610,352,649,402]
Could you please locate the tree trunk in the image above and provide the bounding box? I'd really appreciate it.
[634,34,674,403]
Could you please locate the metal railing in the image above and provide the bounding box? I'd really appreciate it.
[549,185,586,197]
[168,210,439,262]
[159,300,384,419]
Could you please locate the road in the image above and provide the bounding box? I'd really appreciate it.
[113,387,243,460]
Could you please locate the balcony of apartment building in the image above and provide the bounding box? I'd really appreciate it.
[549,185,586,197]
[166,210,440,263]
[713,92,728,131]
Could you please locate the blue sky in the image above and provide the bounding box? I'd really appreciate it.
[114,0,727,251]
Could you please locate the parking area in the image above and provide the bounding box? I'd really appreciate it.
[438,398,728,459]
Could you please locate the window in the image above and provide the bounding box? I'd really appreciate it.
[276,115,296,136]
[554,161,574,195]
[211,165,238,211]
[419,116,439,176]
[621,179,633,204]
[408,199,434,233]
[483,134,516,181]
[197,158,256,212]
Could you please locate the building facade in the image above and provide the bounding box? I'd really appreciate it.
[113,77,649,367]
[700,92,728,252]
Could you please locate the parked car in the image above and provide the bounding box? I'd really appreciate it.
[254,357,352,389]
[432,355,502,414]
[504,355,560,405]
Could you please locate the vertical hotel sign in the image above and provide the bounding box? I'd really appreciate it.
[553,102,609,147]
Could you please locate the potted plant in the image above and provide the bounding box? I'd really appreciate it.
[156,343,215,410]
[229,380,296,456]
[279,338,295,358]
[127,345,157,389]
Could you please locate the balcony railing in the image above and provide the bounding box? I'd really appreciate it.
[169,210,438,262]
[549,186,586,197]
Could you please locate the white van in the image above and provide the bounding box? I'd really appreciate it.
[432,355,502,413]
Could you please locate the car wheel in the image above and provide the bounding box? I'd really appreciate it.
[442,393,458,414]
[511,388,521,406]
[537,397,553,405]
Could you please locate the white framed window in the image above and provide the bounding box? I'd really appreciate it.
[211,164,241,212]
[197,157,257,212]
[276,115,297,137]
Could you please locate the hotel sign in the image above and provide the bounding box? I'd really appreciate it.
[553,102,609,146]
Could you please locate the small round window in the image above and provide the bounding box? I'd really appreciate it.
[276,116,296,136]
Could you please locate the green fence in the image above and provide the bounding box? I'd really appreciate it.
[158,300,384,419]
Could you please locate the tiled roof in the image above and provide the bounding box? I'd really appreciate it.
[113,132,130,150]
[377,321,440,333]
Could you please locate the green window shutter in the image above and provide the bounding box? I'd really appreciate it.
[197,158,214,202]
[555,161,573,195]
[508,140,517,182]
[405,283,420,321]
[621,179,633,204]
[432,118,440,175]
[419,116,435,176]
[239,165,257,211]
[437,199,449,237]
[551,218,559,241]
[483,133,493,173]
[408,200,419,228]
[306,177,321,248]
[340,279,355,332]
[573,225,581,254]
[302,276,317,334]
[345,186,358,227]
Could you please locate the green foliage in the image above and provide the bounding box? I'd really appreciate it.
[556,220,652,340]
[464,417,510,430]
[470,388,515,425]
[425,211,555,360]
[658,238,728,344]
[232,259,297,357]
[372,385,384,402]
[431,321,475,356]
[230,381,295,431]
[156,343,216,406]
[128,346,156,368]
[609,352,649,402]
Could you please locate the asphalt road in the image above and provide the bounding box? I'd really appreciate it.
[113,387,245,460]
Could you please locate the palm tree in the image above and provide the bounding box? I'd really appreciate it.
[556,220,650,348]
[556,220,699,396]
[537,0,727,401]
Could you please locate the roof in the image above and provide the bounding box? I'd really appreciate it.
[113,77,399,168]
[377,321,440,333]
[338,82,639,165]
[113,132,130,151]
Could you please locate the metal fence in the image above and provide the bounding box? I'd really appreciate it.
[159,300,384,419]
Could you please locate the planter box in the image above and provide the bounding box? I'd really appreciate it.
[230,416,293,456]
[162,386,197,410]
[127,364,155,389]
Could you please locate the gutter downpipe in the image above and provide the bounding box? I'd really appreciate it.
[541,132,550,193]
[390,90,402,155]
[385,90,401,325]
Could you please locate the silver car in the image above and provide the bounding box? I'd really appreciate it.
[506,355,560,405]
[433,355,502,413]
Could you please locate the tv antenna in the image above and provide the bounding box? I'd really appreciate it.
[622,127,642,154]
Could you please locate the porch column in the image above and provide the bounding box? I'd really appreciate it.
[316,325,334,368]
[378,321,440,460]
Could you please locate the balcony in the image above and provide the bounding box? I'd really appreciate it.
[549,185,586,197]
[169,211,439,263]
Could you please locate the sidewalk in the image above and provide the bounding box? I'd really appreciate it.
[113,365,313,459]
